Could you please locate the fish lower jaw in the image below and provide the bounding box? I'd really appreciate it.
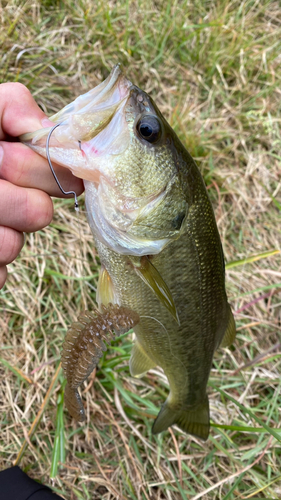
[89,211,170,256]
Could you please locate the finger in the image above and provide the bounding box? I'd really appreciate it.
[0,180,53,232]
[0,141,84,197]
[0,266,7,290]
[0,226,24,266]
[0,83,47,139]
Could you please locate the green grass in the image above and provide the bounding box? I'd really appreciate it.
[1,0,281,499]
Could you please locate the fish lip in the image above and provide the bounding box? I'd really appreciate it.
[116,70,133,100]
[92,64,132,102]
[107,64,133,102]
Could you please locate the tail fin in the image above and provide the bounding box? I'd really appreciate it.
[152,395,210,441]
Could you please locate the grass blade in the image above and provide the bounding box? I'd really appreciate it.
[50,381,66,479]
[0,358,33,384]
[210,385,281,443]
[226,249,280,270]
[14,363,62,466]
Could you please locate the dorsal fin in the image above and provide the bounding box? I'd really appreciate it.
[219,305,236,348]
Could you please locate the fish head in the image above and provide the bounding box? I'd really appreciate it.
[21,66,189,256]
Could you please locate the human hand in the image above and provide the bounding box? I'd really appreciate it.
[0,83,84,289]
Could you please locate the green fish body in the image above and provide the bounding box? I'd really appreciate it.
[21,66,235,439]
[92,140,235,440]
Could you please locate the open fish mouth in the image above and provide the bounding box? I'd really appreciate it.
[20,65,133,181]
[50,65,131,129]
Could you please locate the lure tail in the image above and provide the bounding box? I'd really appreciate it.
[152,395,210,441]
[64,386,85,422]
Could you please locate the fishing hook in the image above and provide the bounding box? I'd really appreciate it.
[46,123,79,211]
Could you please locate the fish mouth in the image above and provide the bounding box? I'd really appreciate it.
[51,65,131,125]
[20,65,133,180]
[50,64,132,143]
[20,66,180,256]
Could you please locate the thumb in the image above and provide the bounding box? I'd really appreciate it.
[0,82,49,139]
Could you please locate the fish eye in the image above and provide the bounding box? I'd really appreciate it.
[136,115,162,143]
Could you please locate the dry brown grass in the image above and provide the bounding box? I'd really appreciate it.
[0,0,281,499]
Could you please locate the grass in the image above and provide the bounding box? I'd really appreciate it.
[0,0,281,498]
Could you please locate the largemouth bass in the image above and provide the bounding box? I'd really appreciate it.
[21,66,236,440]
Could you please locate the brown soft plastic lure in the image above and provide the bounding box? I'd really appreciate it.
[61,304,139,421]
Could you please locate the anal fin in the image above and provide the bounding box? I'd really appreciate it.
[96,266,118,308]
[219,305,236,348]
[129,341,156,377]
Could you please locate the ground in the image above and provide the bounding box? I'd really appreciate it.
[0,1,280,499]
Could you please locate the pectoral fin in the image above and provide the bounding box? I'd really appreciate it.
[132,256,179,325]
[129,341,156,377]
[219,305,236,348]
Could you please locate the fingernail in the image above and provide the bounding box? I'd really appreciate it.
[41,118,56,128]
